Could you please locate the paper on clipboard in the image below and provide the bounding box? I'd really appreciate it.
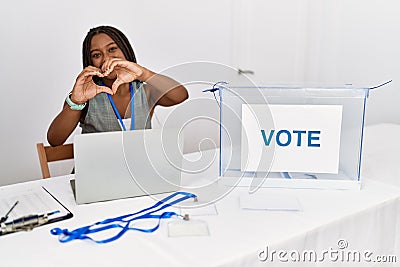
[0,186,72,223]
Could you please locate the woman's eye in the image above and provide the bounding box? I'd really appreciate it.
[91,53,101,59]
[109,47,117,53]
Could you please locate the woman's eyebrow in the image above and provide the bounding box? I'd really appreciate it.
[90,42,116,54]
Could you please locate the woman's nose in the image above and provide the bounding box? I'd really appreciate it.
[102,54,116,65]
[100,56,111,70]
[102,55,110,64]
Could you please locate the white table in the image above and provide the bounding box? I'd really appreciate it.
[1,124,400,267]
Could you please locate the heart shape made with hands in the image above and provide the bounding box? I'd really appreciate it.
[99,63,142,94]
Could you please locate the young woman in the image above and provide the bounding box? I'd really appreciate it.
[47,25,188,146]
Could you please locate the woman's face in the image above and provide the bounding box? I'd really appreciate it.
[90,33,126,79]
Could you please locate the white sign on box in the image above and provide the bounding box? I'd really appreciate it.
[241,104,343,173]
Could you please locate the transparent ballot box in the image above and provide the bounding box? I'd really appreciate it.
[218,85,376,190]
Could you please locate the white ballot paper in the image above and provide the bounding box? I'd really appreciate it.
[239,192,302,212]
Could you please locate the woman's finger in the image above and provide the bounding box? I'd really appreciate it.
[102,58,122,74]
[96,85,114,95]
[111,79,124,94]
[77,70,103,82]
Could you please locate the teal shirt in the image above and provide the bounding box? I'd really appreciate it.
[80,81,152,133]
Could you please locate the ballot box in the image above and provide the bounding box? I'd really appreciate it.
[218,84,380,190]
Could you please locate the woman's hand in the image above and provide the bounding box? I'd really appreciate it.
[101,59,151,94]
[70,66,114,104]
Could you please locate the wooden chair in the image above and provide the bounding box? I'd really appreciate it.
[36,143,74,179]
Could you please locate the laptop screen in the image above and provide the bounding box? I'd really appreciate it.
[74,128,183,204]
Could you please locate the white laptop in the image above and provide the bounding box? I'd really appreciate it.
[73,128,183,204]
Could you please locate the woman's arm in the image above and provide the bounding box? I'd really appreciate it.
[142,69,188,109]
[47,103,83,146]
[102,59,188,109]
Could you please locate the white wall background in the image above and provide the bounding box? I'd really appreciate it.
[0,0,399,185]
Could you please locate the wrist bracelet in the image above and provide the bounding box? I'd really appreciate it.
[65,94,86,110]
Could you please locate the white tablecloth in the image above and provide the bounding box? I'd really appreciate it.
[1,124,399,267]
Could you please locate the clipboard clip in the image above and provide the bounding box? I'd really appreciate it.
[0,211,59,235]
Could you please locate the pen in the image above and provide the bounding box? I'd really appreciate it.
[0,200,19,223]
[0,210,60,235]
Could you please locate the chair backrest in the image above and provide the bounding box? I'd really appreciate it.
[36,143,74,179]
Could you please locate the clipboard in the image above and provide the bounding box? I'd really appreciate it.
[0,186,73,235]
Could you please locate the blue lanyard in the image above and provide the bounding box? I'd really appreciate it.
[50,191,196,244]
[106,82,135,131]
